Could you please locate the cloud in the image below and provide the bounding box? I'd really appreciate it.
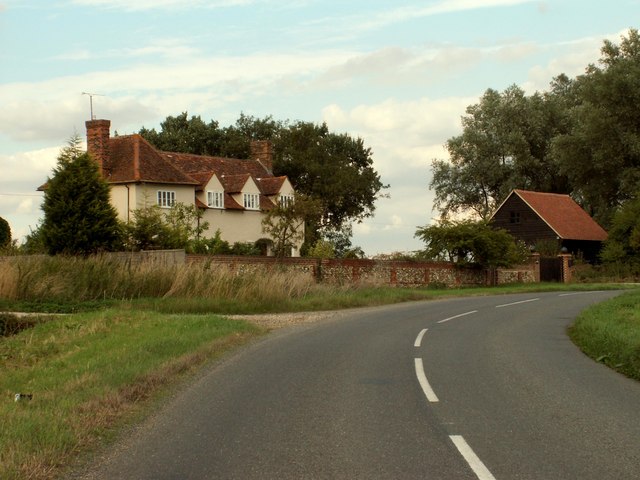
[302,0,535,41]
[54,39,200,62]
[69,0,255,11]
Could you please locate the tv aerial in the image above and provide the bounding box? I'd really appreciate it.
[82,92,105,120]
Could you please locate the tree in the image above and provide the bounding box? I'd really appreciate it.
[599,194,640,265]
[275,121,387,250]
[41,136,122,255]
[139,112,223,156]
[431,85,571,220]
[553,29,640,226]
[0,216,10,249]
[415,220,529,268]
[261,194,322,257]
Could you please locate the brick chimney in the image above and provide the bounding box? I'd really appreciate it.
[86,119,111,176]
[250,140,273,173]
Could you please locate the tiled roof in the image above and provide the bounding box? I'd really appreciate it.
[106,135,198,185]
[160,151,270,179]
[256,176,286,195]
[512,189,608,241]
[87,125,290,214]
[224,193,244,210]
[219,174,251,193]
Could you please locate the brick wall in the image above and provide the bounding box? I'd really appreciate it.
[185,255,538,287]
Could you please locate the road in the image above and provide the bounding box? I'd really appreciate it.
[72,291,640,479]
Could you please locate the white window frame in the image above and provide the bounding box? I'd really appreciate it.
[207,191,224,209]
[279,194,294,208]
[157,190,176,208]
[243,193,260,210]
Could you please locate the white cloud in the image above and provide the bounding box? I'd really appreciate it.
[0,49,357,144]
[69,0,255,11]
[54,39,200,62]
[302,0,535,41]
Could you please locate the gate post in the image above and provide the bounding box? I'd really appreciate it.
[531,253,541,283]
[560,254,572,283]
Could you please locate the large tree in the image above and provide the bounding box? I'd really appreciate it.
[553,29,640,226]
[430,85,571,220]
[41,136,122,255]
[274,121,386,249]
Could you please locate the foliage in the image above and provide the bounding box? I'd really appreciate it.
[40,136,122,255]
[415,219,529,268]
[139,112,224,156]
[188,229,232,254]
[0,216,10,248]
[553,29,640,225]
[261,194,322,257]
[307,239,335,259]
[534,238,561,257]
[275,121,388,246]
[19,225,46,254]
[431,85,571,220]
[599,194,640,265]
[229,241,261,256]
[124,202,208,251]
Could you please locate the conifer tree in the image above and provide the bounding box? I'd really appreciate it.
[41,136,122,255]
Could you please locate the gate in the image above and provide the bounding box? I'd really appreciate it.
[540,257,563,282]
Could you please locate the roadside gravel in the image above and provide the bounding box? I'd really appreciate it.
[227,310,352,329]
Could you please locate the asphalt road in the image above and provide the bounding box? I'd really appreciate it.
[72,291,640,479]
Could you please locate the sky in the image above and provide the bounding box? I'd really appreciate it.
[0,0,637,256]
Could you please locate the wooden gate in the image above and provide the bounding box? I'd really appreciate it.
[540,257,563,282]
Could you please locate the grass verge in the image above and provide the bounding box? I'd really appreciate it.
[569,289,640,381]
[0,310,264,480]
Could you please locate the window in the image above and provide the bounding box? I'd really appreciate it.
[279,194,294,208]
[510,211,521,224]
[157,190,175,208]
[207,191,224,209]
[243,193,260,210]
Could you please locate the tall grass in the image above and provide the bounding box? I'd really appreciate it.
[0,256,314,308]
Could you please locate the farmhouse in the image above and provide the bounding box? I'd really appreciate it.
[490,189,607,262]
[84,119,301,256]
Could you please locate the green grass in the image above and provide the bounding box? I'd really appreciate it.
[569,289,640,381]
[0,310,264,480]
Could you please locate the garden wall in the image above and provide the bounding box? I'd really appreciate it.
[185,255,539,287]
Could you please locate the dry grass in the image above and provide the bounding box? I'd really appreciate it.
[0,256,315,307]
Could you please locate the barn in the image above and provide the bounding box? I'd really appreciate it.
[489,189,608,263]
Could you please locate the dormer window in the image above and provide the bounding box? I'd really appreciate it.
[157,190,175,208]
[279,194,294,208]
[207,191,224,209]
[243,193,260,210]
